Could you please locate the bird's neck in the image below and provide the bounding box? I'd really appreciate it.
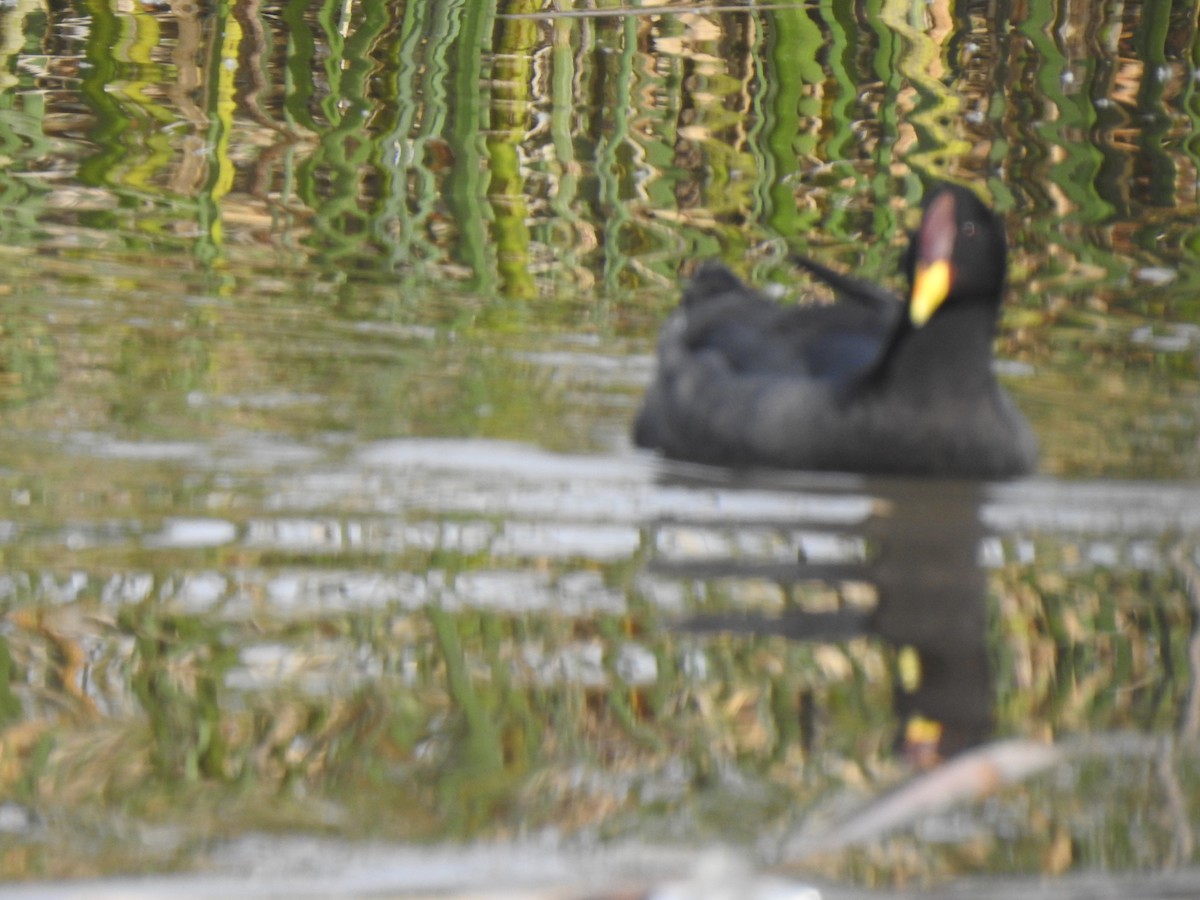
[867,302,1000,399]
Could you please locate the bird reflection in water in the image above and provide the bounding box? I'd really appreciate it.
[663,476,994,767]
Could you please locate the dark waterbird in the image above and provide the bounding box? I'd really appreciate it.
[633,183,1038,478]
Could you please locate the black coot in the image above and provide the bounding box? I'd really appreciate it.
[633,183,1037,478]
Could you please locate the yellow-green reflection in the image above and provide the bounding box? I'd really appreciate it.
[0,0,1194,891]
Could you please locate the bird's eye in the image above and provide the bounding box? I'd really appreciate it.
[963,221,977,238]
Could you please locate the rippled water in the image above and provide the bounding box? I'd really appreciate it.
[2,1,1200,895]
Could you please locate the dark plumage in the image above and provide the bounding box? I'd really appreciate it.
[633,183,1038,478]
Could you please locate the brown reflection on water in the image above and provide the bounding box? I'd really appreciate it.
[0,437,1198,882]
[644,463,1200,872]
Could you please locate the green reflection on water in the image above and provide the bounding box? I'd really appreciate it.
[0,0,1197,889]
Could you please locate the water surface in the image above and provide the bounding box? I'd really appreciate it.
[1,0,1200,894]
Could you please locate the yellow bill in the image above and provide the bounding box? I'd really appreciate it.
[909,258,952,326]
